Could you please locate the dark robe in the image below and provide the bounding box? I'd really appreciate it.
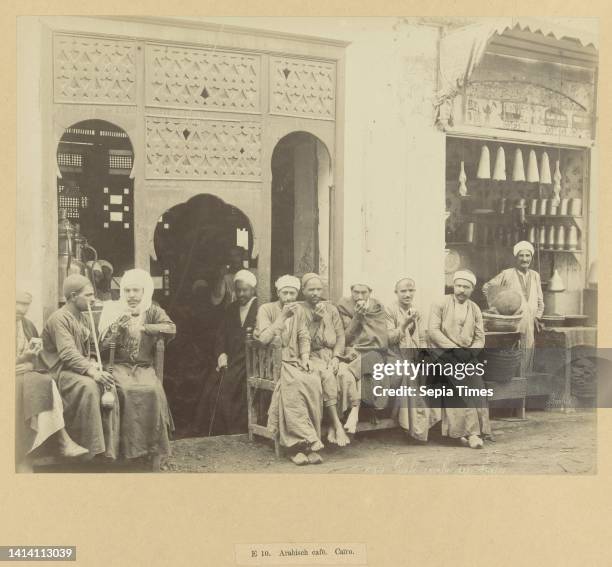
[99,304,175,458]
[15,318,55,462]
[193,298,258,435]
[41,305,120,459]
[336,296,398,410]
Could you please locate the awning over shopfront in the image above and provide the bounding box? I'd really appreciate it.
[435,17,598,126]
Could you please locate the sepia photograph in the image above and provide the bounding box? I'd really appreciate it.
[15,15,601,477]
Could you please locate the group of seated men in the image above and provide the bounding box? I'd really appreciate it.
[15,240,542,469]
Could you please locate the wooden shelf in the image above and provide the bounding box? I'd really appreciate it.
[446,242,583,254]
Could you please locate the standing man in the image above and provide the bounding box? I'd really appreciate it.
[256,275,324,465]
[336,278,393,433]
[386,278,440,442]
[205,269,259,435]
[428,270,489,449]
[41,274,120,460]
[300,273,350,447]
[211,245,248,307]
[483,240,544,374]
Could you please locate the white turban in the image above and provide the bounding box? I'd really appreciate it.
[453,270,477,287]
[513,240,535,257]
[275,274,300,292]
[234,269,257,288]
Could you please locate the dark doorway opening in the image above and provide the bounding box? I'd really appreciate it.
[152,194,254,436]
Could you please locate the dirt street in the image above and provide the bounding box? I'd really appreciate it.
[163,410,596,475]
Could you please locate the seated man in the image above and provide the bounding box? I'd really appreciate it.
[206,269,258,435]
[300,273,350,447]
[256,275,324,466]
[427,270,490,449]
[41,274,120,460]
[97,269,175,461]
[16,289,87,471]
[336,277,395,433]
[386,278,440,442]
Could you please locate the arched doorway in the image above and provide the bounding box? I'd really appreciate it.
[152,194,254,436]
[271,132,332,290]
[56,120,134,301]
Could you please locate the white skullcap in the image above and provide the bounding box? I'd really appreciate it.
[453,270,477,287]
[234,269,257,288]
[275,274,300,292]
[513,240,535,257]
[350,274,372,291]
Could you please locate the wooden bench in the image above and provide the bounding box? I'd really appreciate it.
[244,331,401,456]
[245,329,282,456]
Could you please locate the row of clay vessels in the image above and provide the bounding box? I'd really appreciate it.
[528,197,582,217]
[475,224,579,250]
[527,224,580,251]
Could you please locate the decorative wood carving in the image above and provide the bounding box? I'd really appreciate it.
[53,34,137,104]
[145,43,261,113]
[270,57,336,119]
[145,116,262,180]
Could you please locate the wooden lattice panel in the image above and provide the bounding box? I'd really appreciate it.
[145,116,262,180]
[269,57,336,120]
[53,34,137,105]
[145,43,261,113]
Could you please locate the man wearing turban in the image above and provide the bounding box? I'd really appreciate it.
[299,273,350,447]
[256,274,324,465]
[97,269,176,463]
[15,288,87,471]
[40,274,120,460]
[386,278,440,442]
[196,269,258,436]
[428,270,489,449]
[335,277,394,434]
[483,240,544,374]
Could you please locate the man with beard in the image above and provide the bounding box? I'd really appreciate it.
[483,240,544,374]
[300,273,350,447]
[428,270,489,449]
[256,275,324,465]
[206,270,259,435]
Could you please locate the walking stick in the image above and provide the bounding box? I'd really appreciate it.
[208,367,226,437]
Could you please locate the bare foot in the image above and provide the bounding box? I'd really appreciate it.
[343,406,359,434]
[333,426,350,447]
[327,425,337,445]
[291,453,309,466]
[310,440,324,452]
[307,452,323,465]
[468,435,483,449]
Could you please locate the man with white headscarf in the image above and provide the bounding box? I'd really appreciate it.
[196,269,258,436]
[428,270,489,449]
[256,275,324,465]
[483,241,544,374]
[98,269,176,462]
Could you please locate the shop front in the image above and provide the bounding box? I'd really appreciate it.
[437,19,598,409]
